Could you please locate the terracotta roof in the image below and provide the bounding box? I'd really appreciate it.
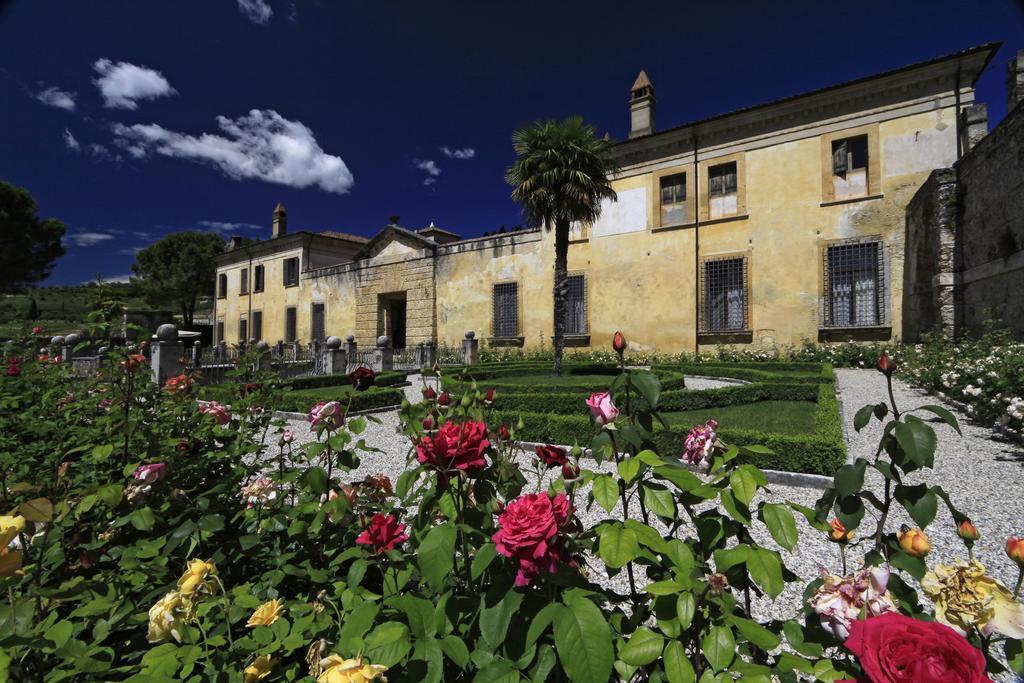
[319,231,370,243]
[631,70,652,92]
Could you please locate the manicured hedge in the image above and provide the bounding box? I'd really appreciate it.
[200,384,405,415]
[286,370,408,390]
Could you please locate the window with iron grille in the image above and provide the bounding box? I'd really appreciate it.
[701,256,748,332]
[238,316,248,342]
[563,274,587,335]
[311,303,325,341]
[823,240,884,328]
[283,257,300,287]
[285,307,298,342]
[217,273,227,299]
[492,282,519,338]
[252,311,263,341]
[709,162,738,197]
[254,265,265,292]
[659,173,687,225]
[240,268,249,295]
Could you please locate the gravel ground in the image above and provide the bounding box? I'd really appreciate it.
[277,369,1024,631]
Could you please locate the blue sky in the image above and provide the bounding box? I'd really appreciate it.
[1,0,1023,286]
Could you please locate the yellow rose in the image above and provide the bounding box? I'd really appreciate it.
[147,591,197,643]
[177,558,217,597]
[317,654,388,683]
[247,599,286,628]
[0,514,25,548]
[0,548,23,577]
[244,655,273,682]
[897,526,931,558]
[921,560,1024,638]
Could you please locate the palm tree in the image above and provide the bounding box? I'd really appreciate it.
[506,117,618,375]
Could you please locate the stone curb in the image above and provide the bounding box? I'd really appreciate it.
[932,390,1024,445]
[516,440,833,490]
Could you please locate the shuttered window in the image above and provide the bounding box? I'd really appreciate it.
[285,307,298,342]
[823,240,884,327]
[563,274,587,335]
[709,162,738,197]
[659,173,687,225]
[216,320,224,343]
[283,257,300,287]
[240,268,249,295]
[311,303,325,341]
[254,265,265,292]
[217,274,227,299]
[701,256,748,332]
[832,135,869,176]
[239,316,248,342]
[492,283,519,338]
[252,311,263,342]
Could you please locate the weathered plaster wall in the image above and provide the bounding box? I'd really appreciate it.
[216,245,307,343]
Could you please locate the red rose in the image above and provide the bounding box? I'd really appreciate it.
[349,367,375,391]
[485,387,495,404]
[844,612,991,683]
[612,330,627,354]
[535,444,568,468]
[877,351,896,377]
[497,424,511,441]
[422,385,437,401]
[493,492,571,586]
[438,391,451,407]
[417,420,489,472]
[355,513,408,554]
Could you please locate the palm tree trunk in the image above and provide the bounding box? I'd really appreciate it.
[552,218,569,377]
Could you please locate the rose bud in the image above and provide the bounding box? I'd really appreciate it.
[422,414,437,432]
[485,387,495,404]
[1006,536,1024,565]
[898,526,931,557]
[32,326,43,335]
[497,424,511,441]
[828,518,854,544]
[561,464,580,480]
[877,351,896,376]
[612,330,627,354]
[958,520,980,543]
[422,386,437,401]
[438,391,451,407]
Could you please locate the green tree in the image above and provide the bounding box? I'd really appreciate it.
[0,181,66,293]
[131,231,225,327]
[26,297,39,320]
[506,117,617,375]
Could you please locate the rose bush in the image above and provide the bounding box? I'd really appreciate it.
[0,328,1022,681]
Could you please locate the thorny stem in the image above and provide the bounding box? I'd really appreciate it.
[874,373,901,553]
[213,576,234,648]
[607,429,639,603]
[1014,567,1023,599]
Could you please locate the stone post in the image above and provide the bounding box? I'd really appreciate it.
[462,330,479,365]
[218,341,228,363]
[251,341,271,372]
[414,342,425,368]
[151,324,184,385]
[423,340,437,369]
[192,340,202,368]
[959,104,988,153]
[61,333,81,362]
[343,335,357,372]
[324,336,347,375]
[374,335,393,372]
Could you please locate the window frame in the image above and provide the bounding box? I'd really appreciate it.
[820,124,881,204]
[820,237,887,329]
[311,302,326,342]
[698,153,746,222]
[240,267,249,295]
[217,273,227,299]
[708,162,738,198]
[699,253,750,333]
[491,281,521,339]
[283,257,300,288]
[252,310,263,342]
[563,272,589,336]
[253,264,265,293]
[285,306,298,343]
[216,319,224,344]
[238,315,248,343]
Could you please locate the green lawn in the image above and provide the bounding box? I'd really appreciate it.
[663,400,818,435]
[490,373,616,388]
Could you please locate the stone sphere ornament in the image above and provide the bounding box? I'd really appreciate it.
[156,324,178,342]
[345,334,355,343]
[51,335,65,346]
[376,335,390,348]
[64,333,82,346]
[465,330,476,340]
[325,336,342,349]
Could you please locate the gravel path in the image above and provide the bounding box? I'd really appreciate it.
[277,369,1024,626]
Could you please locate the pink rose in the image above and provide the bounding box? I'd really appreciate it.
[416,420,489,472]
[133,463,167,484]
[308,401,343,430]
[198,401,231,425]
[681,419,718,468]
[280,428,294,444]
[493,492,572,586]
[356,513,409,554]
[585,391,619,425]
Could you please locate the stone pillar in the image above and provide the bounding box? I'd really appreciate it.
[50,336,65,357]
[1008,49,1024,113]
[218,341,228,362]
[343,335,357,372]
[414,342,425,368]
[374,335,393,372]
[192,340,202,368]
[151,324,184,385]
[423,340,437,369]
[324,336,347,374]
[253,340,272,372]
[462,330,479,365]
[959,104,988,153]
[61,333,81,362]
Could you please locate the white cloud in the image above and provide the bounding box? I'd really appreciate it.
[84,274,132,284]
[88,143,113,159]
[63,129,81,151]
[36,86,76,111]
[68,231,116,247]
[93,59,176,110]
[414,159,441,186]
[423,177,437,187]
[199,220,262,233]
[237,0,273,24]
[119,246,144,255]
[112,109,354,193]
[440,146,475,160]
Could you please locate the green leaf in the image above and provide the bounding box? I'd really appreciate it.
[640,483,677,520]
[918,404,961,435]
[729,468,757,506]
[676,592,696,630]
[630,370,661,409]
[1004,638,1023,676]
[895,484,939,528]
[300,466,329,495]
[418,522,456,590]
[889,550,927,580]
[835,493,865,532]
[396,595,436,638]
[619,627,664,666]
[338,601,380,653]
[91,443,114,462]
[853,404,874,432]
[553,597,613,683]
[479,590,523,650]
[625,519,669,553]
[702,626,735,671]
[834,461,866,498]
[894,420,936,468]
[746,548,784,599]
[729,615,781,650]
[652,462,702,491]
[439,635,470,668]
[526,603,561,648]
[645,580,685,596]
[783,621,823,658]
[713,545,749,572]
[719,489,751,524]
[472,658,519,683]
[760,503,798,551]
[592,475,619,513]
[472,542,497,580]
[365,621,412,668]
[44,620,74,649]
[598,524,639,569]
[198,514,224,532]
[663,640,696,683]
[129,507,155,531]
[617,456,642,484]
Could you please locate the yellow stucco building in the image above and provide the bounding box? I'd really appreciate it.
[213,43,997,354]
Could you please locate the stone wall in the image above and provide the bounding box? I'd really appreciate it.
[903,91,1024,339]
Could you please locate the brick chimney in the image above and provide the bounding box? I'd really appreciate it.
[1009,49,1024,112]
[959,104,988,152]
[272,202,287,238]
[629,70,655,139]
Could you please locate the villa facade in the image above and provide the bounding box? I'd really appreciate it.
[213,43,999,354]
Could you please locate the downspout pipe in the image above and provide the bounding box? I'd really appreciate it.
[954,65,963,160]
[693,132,700,356]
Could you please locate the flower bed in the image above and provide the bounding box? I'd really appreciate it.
[201,371,409,415]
